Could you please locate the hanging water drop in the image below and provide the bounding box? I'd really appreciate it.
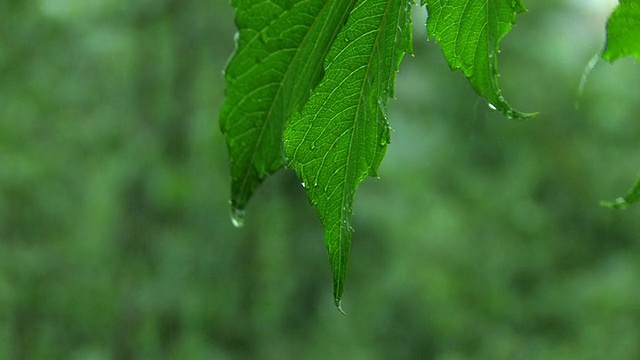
[488,103,497,111]
[615,197,627,206]
[230,206,245,228]
[301,182,306,188]
[336,300,346,315]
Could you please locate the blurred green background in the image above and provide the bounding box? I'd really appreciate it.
[1,1,639,359]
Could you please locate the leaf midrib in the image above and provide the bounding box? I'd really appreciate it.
[236,1,354,201]
[336,0,395,298]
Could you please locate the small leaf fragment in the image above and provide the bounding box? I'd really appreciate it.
[601,175,640,209]
[285,0,413,307]
[602,0,640,62]
[424,0,536,119]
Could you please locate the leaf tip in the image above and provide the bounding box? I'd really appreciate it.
[335,299,347,315]
[488,101,538,120]
[600,197,630,210]
[511,111,539,120]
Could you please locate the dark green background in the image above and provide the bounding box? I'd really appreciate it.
[2,1,639,359]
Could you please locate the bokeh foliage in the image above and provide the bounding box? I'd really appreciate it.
[1,1,639,359]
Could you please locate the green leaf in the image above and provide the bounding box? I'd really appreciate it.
[600,1,640,209]
[220,0,357,220]
[601,175,640,209]
[424,0,535,119]
[602,0,640,62]
[285,0,413,308]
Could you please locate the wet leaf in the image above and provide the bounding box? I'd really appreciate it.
[603,0,640,62]
[424,0,536,119]
[220,0,357,215]
[285,0,413,308]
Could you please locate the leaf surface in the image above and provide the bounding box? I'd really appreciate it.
[285,0,413,308]
[424,0,535,119]
[603,0,640,62]
[220,0,357,218]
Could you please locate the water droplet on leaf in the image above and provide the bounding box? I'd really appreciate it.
[230,206,245,228]
[336,300,347,315]
[488,103,497,111]
[504,110,514,120]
